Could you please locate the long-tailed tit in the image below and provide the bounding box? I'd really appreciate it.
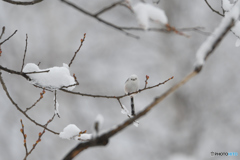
[124,74,139,116]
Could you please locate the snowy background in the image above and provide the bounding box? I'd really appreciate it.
[0,0,240,160]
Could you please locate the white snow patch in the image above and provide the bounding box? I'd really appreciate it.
[59,124,80,140]
[23,63,76,91]
[54,97,60,117]
[222,0,234,12]
[59,124,92,141]
[132,2,168,30]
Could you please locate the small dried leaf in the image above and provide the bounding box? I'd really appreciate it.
[20,129,23,133]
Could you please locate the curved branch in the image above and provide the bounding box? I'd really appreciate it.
[0,72,59,135]
[2,0,43,5]
[204,0,224,16]
[60,76,174,99]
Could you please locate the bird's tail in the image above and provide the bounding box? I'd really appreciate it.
[131,97,135,116]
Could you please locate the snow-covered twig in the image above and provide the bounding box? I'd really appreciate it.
[2,0,43,5]
[195,0,239,72]
[68,33,86,67]
[21,34,28,72]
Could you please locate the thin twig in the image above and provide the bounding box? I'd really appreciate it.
[20,119,28,157]
[69,33,86,67]
[122,26,210,36]
[0,26,5,39]
[2,0,43,5]
[0,30,17,45]
[94,1,123,16]
[144,75,149,89]
[0,72,59,135]
[60,76,174,99]
[117,98,139,125]
[21,34,28,72]
[24,114,55,160]
[61,0,139,39]
[204,0,224,16]
[24,89,45,112]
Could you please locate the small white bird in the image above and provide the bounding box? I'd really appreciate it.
[124,74,139,116]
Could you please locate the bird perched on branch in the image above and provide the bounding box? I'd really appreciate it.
[124,74,139,116]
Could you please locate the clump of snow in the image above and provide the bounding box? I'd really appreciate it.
[59,124,80,140]
[23,63,76,91]
[222,0,234,12]
[129,1,168,30]
[59,124,92,141]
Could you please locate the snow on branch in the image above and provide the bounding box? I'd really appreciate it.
[194,1,240,72]
[22,63,77,91]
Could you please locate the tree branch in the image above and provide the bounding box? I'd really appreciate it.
[0,71,59,135]
[60,0,139,39]
[63,7,236,158]
[60,76,174,99]
[0,30,17,45]
[2,0,43,5]
[204,0,224,16]
[94,1,123,16]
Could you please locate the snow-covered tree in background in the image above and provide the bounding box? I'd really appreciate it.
[0,0,240,160]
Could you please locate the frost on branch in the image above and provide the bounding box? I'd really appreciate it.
[22,63,76,91]
[59,124,92,141]
[126,0,168,30]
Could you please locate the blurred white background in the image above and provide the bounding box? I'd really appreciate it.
[0,0,240,160]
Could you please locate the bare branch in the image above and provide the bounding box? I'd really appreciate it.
[20,119,28,158]
[24,89,45,112]
[2,0,43,5]
[94,1,123,16]
[0,30,17,45]
[69,33,86,67]
[0,26,5,39]
[21,34,28,72]
[122,26,210,36]
[0,72,59,135]
[204,0,224,16]
[60,76,174,99]
[61,0,139,39]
